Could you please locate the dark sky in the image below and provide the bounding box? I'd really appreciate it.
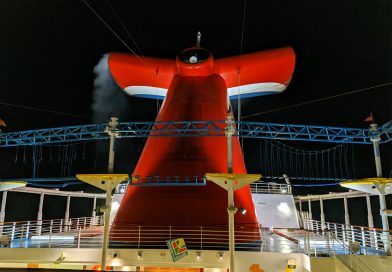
[0,0,391,190]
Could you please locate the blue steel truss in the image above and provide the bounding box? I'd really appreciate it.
[1,120,391,147]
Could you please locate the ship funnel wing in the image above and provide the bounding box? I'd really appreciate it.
[108,53,176,100]
[215,47,296,99]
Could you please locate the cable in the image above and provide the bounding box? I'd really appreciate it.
[82,0,148,67]
[243,82,391,119]
[237,0,247,151]
[105,0,146,59]
[0,101,88,119]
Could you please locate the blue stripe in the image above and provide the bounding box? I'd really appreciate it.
[230,91,279,99]
[132,94,165,100]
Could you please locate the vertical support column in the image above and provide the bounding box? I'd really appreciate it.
[0,191,7,236]
[370,124,390,255]
[299,200,303,214]
[370,124,383,178]
[377,184,391,255]
[0,191,7,222]
[308,195,312,220]
[65,195,71,231]
[101,180,112,271]
[343,196,350,226]
[365,194,374,228]
[101,117,119,271]
[37,192,45,235]
[320,196,325,231]
[225,113,236,272]
[92,195,97,225]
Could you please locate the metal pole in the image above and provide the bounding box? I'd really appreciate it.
[320,197,325,232]
[0,191,7,236]
[365,194,374,228]
[308,195,312,220]
[101,117,118,271]
[92,195,97,225]
[299,200,303,214]
[377,184,391,255]
[106,117,118,174]
[101,180,112,270]
[228,185,236,272]
[370,124,390,255]
[343,196,350,226]
[37,192,44,235]
[225,113,236,272]
[370,124,382,178]
[65,195,71,231]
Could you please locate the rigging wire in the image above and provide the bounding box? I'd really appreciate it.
[237,0,247,150]
[105,0,146,59]
[0,101,88,119]
[82,0,149,67]
[243,82,391,119]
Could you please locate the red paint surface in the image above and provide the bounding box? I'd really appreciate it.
[108,47,295,237]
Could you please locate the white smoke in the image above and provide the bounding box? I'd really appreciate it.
[92,54,130,123]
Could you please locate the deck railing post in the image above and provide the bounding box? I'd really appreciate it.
[11,222,16,240]
[19,225,24,248]
[350,225,355,242]
[26,221,30,239]
[84,217,87,229]
[361,227,367,255]
[48,221,53,248]
[374,230,379,250]
[77,228,81,248]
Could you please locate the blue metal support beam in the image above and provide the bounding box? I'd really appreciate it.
[1,120,391,147]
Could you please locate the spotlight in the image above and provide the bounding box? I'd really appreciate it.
[137,251,143,259]
[196,251,202,260]
[160,253,166,259]
[218,252,224,260]
[239,207,247,215]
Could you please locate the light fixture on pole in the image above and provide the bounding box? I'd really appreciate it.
[206,173,261,272]
[76,173,129,271]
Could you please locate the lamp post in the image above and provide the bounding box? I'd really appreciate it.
[76,174,129,270]
[206,112,261,272]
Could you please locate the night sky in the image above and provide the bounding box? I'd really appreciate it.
[0,1,391,223]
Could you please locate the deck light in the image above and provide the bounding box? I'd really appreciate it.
[196,251,202,260]
[218,252,224,260]
[239,207,247,215]
[137,251,143,259]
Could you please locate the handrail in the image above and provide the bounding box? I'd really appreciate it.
[332,234,376,272]
[250,182,292,194]
[0,215,101,225]
[302,218,392,254]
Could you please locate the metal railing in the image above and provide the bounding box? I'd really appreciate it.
[0,216,103,248]
[332,237,376,272]
[250,182,292,194]
[302,218,392,255]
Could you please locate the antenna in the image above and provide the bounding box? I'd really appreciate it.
[196,31,201,47]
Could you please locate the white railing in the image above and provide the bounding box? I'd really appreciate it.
[251,182,292,194]
[302,218,392,255]
[0,216,103,248]
[332,236,376,272]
